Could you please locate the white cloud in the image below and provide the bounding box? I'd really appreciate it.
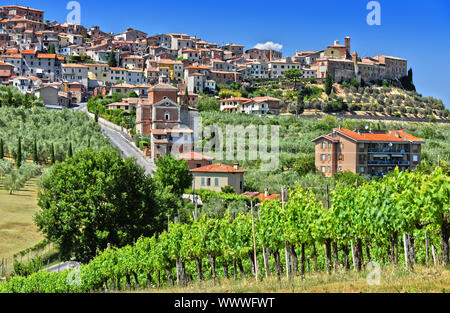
[254,41,283,51]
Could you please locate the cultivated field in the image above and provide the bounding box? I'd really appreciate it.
[0,177,43,260]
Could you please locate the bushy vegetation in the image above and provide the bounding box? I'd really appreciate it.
[87,92,137,133]
[0,85,44,108]
[3,162,41,195]
[1,167,447,293]
[0,106,110,163]
[198,112,450,194]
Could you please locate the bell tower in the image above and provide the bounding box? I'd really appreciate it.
[345,35,351,58]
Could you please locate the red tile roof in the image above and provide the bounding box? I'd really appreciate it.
[258,194,282,202]
[178,152,214,161]
[37,53,56,59]
[333,128,424,143]
[190,163,246,173]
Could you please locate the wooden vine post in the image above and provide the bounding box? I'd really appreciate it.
[250,198,258,283]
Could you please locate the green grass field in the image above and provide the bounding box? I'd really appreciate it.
[0,177,43,260]
[139,265,450,293]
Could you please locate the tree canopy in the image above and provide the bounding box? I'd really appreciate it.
[35,148,162,262]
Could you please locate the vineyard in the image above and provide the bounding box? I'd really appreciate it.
[0,167,448,293]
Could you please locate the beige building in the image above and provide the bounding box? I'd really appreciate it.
[191,163,246,194]
[312,128,425,178]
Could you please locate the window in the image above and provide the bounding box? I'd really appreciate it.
[339,166,342,172]
[360,167,365,173]
[328,142,331,149]
[413,155,418,162]
[359,143,365,149]
[340,143,344,149]
[214,178,219,187]
[165,113,170,121]
[322,142,326,149]
[328,155,331,161]
[207,178,211,186]
[328,167,331,173]
[321,166,326,173]
[321,154,327,161]
[201,177,205,186]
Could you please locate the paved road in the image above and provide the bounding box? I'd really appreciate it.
[71,102,156,176]
[100,125,156,176]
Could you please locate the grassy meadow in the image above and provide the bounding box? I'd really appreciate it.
[0,176,43,261]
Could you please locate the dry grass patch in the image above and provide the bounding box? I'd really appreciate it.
[138,265,450,293]
[0,177,43,260]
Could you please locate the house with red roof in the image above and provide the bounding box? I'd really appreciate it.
[191,163,246,194]
[312,128,425,177]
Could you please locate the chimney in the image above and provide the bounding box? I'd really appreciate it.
[233,162,239,170]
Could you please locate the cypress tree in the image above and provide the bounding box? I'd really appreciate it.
[108,49,117,67]
[33,138,38,164]
[50,143,55,165]
[184,87,189,106]
[0,138,3,159]
[87,138,91,148]
[68,142,73,159]
[325,71,333,96]
[16,137,22,168]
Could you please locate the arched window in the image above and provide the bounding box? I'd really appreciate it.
[165,112,170,121]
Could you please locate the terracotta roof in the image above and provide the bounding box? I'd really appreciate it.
[21,50,36,55]
[311,134,339,143]
[333,128,424,143]
[151,129,168,135]
[178,152,214,161]
[62,63,88,68]
[37,53,56,59]
[2,54,21,59]
[149,83,178,91]
[258,194,282,202]
[220,97,249,103]
[190,163,246,173]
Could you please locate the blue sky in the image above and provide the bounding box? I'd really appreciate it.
[8,0,450,107]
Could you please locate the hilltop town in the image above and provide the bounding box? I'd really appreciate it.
[0,4,418,104]
[0,4,448,173]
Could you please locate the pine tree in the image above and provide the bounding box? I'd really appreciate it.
[0,138,3,159]
[33,138,38,164]
[68,142,73,159]
[325,71,333,96]
[16,137,22,168]
[50,143,55,165]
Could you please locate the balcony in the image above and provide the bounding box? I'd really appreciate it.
[368,148,410,154]
[368,160,410,166]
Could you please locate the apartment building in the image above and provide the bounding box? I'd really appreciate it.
[1,5,44,22]
[268,59,302,79]
[312,128,425,177]
[61,63,88,88]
